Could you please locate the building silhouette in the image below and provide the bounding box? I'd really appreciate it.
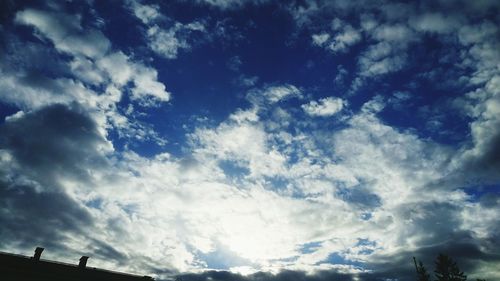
[0,247,154,281]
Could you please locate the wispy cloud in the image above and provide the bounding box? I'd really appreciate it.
[128,0,206,59]
[302,97,345,117]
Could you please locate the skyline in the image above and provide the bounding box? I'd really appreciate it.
[0,0,499,280]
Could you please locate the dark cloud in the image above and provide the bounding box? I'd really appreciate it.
[463,129,500,183]
[367,239,500,281]
[0,103,109,187]
[363,201,500,280]
[0,104,106,254]
[89,238,128,265]
[0,31,68,76]
[174,237,500,281]
[175,269,354,281]
[0,180,93,252]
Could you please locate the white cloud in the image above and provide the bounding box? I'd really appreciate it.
[69,57,105,85]
[330,18,344,31]
[372,23,415,43]
[361,95,386,114]
[266,85,301,103]
[127,0,206,60]
[334,65,348,86]
[147,24,190,59]
[458,21,498,45]
[130,63,171,105]
[97,52,134,86]
[357,42,406,77]
[312,33,330,46]
[2,83,498,279]
[327,26,361,53]
[409,13,462,34]
[191,119,286,178]
[227,56,243,71]
[15,9,110,58]
[302,97,345,117]
[3,2,500,280]
[451,20,500,184]
[350,23,416,82]
[236,75,259,87]
[195,0,269,9]
[128,0,162,24]
[360,13,378,32]
[97,51,171,104]
[248,84,302,104]
[0,72,89,109]
[312,22,361,53]
[15,8,171,107]
[9,6,172,151]
[147,21,205,59]
[362,55,406,77]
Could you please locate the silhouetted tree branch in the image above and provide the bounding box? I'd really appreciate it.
[413,254,488,281]
[413,256,431,281]
[434,253,467,281]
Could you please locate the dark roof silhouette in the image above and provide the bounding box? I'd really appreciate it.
[0,247,154,281]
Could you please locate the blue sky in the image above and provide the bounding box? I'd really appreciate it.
[0,0,499,280]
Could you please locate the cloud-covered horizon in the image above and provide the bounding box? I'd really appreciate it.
[0,0,499,280]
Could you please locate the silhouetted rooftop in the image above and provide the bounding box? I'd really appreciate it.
[0,247,154,281]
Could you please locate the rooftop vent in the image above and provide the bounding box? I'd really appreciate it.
[79,256,89,269]
[33,247,44,261]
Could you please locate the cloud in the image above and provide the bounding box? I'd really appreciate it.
[14,7,171,105]
[328,26,361,53]
[175,269,355,281]
[147,22,205,59]
[127,0,205,59]
[458,21,498,45]
[0,104,106,259]
[1,1,500,281]
[190,119,286,178]
[449,20,500,184]
[0,104,111,178]
[127,0,163,24]
[193,0,270,10]
[97,51,171,104]
[227,56,243,72]
[409,13,462,34]
[302,97,345,117]
[1,97,498,280]
[247,85,302,105]
[15,9,110,58]
[355,23,416,80]
[357,42,406,77]
[235,75,259,87]
[372,24,415,43]
[311,19,361,53]
[311,33,330,46]
[8,4,172,150]
[69,57,106,85]
[456,76,500,183]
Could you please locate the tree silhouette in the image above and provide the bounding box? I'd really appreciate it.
[413,257,431,281]
[434,253,467,281]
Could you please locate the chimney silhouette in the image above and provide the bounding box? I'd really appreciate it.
[79,256,89,269]
[33,247,44,261]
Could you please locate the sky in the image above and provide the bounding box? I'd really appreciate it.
[0,0,499,280]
